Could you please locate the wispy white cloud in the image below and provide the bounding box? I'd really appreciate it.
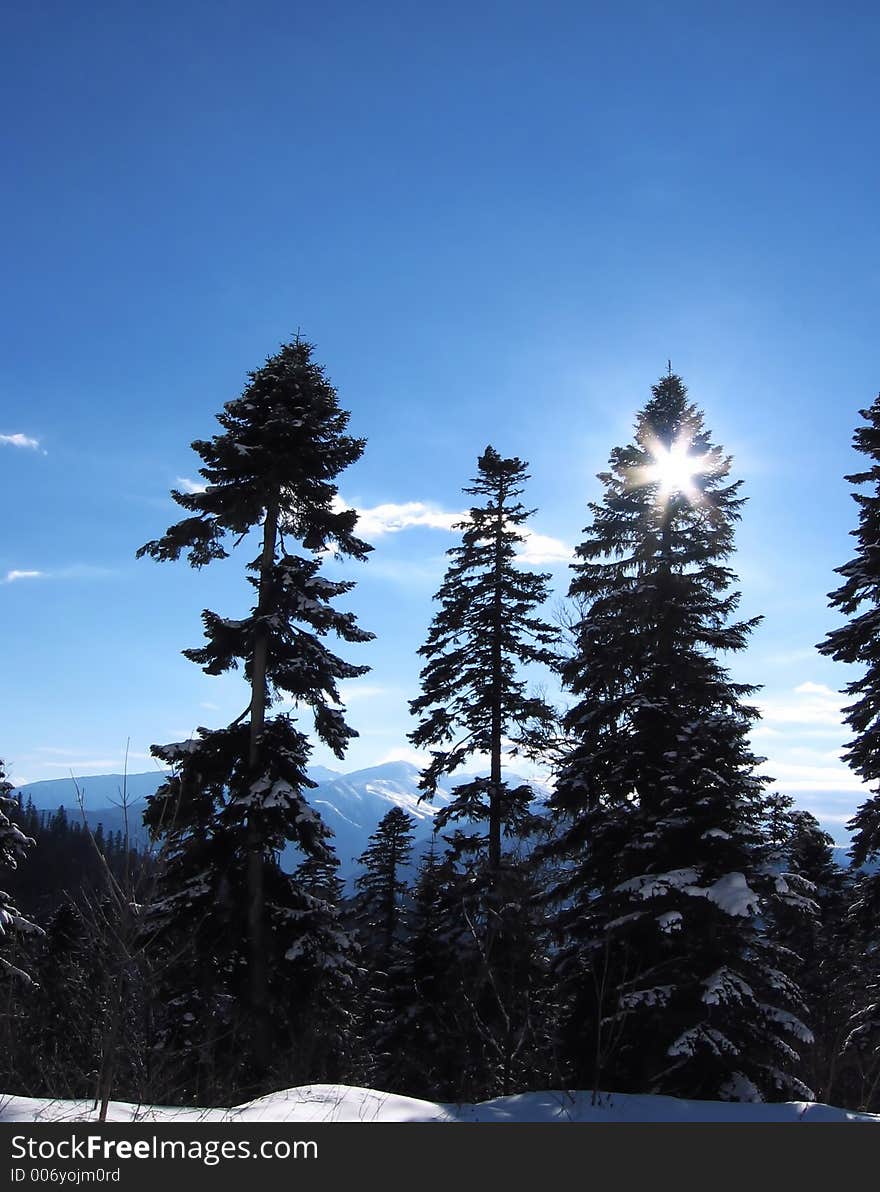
[757,757,865,793]
[176,476,207,494]
[0,432,41,450]
[753,680,866,825]
[756,681,845,729]
[3,569,45,584]
[3,564,113,585]
[377,746,431,769]
[516,528,574,565]
[336,496,572,565]
[338,498,463,538]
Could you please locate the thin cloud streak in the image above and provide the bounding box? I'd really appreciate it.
[338,496,573,565]
[0,432,41,450]
[176,476,208,494]
[3,569,45,583]
[517,528,575,565]
[757,681,845,728]
[3,564,114,585]
[341,498,463,538]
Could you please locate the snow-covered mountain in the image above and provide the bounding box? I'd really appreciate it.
[13,762,550,885]
[292,760,456,880]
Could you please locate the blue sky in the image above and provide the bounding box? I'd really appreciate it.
[1,1,878,838]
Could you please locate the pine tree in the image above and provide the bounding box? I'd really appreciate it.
[351,808,415,1088]
[409,445,557,871]
[839,871,880,1112]
[818,392,880,858]
[376,838,468,1098]
[407,446,558,1098]
[0,761,41,984]
[545,372,811,1102]
[815,392,880,1107]
[354,807,415,965]
[784,812,858,1105]
[137,336,373,1094]
[816,392,880,1109]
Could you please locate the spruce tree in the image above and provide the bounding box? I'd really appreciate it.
[818,393,880,855]
[137,336,373,1094]
[409,446,557,872]
[817,394,880,1090]
[784,812,857,1106]
[351,808,415,1087]
[0,761,41,983]
[408,447,558,1097]
[839,873,880,1112]
[377,838,468,1098]
[354,807,415,965]
[546,372,811,1102]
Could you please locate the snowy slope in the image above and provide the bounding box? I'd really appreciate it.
[2,1084,877,1124]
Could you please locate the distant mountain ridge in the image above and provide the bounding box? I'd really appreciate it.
[12,762,550,884]
[12,770,170,813]
[14,766,863,884]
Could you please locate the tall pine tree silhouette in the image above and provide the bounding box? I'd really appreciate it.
[546,372,811,1102]
[408,446,558,1098]
[817,391,880,1106]
[409,446,557,874]
[137,336,373,1092]
[818,393,880,879]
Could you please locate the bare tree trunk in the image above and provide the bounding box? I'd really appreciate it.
[98,974,125,1122]
[247,497,279,1074]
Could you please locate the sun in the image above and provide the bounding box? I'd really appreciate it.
[643,432,708,501]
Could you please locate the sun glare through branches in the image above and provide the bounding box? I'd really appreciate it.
[640,432,714,504]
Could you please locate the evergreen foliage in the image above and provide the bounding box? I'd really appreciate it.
[406,447,559,1097]
[0,762,41,984]
[354,807,415,965]
[7,373,880,1114]
[545,373,812,1102]
[818,393,880,1110]
[371,839,469,1098]
[136,336,372,1097]
[818,393,880,866]
[409,446,558,870]
[3,798,150,918]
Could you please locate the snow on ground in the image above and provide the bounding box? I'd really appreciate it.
[2,1085,878,1124]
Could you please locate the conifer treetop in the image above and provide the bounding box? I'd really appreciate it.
[578,373,746,576]
[409,445,559,790]
[137,336,375,757]
[137,337,371,567]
